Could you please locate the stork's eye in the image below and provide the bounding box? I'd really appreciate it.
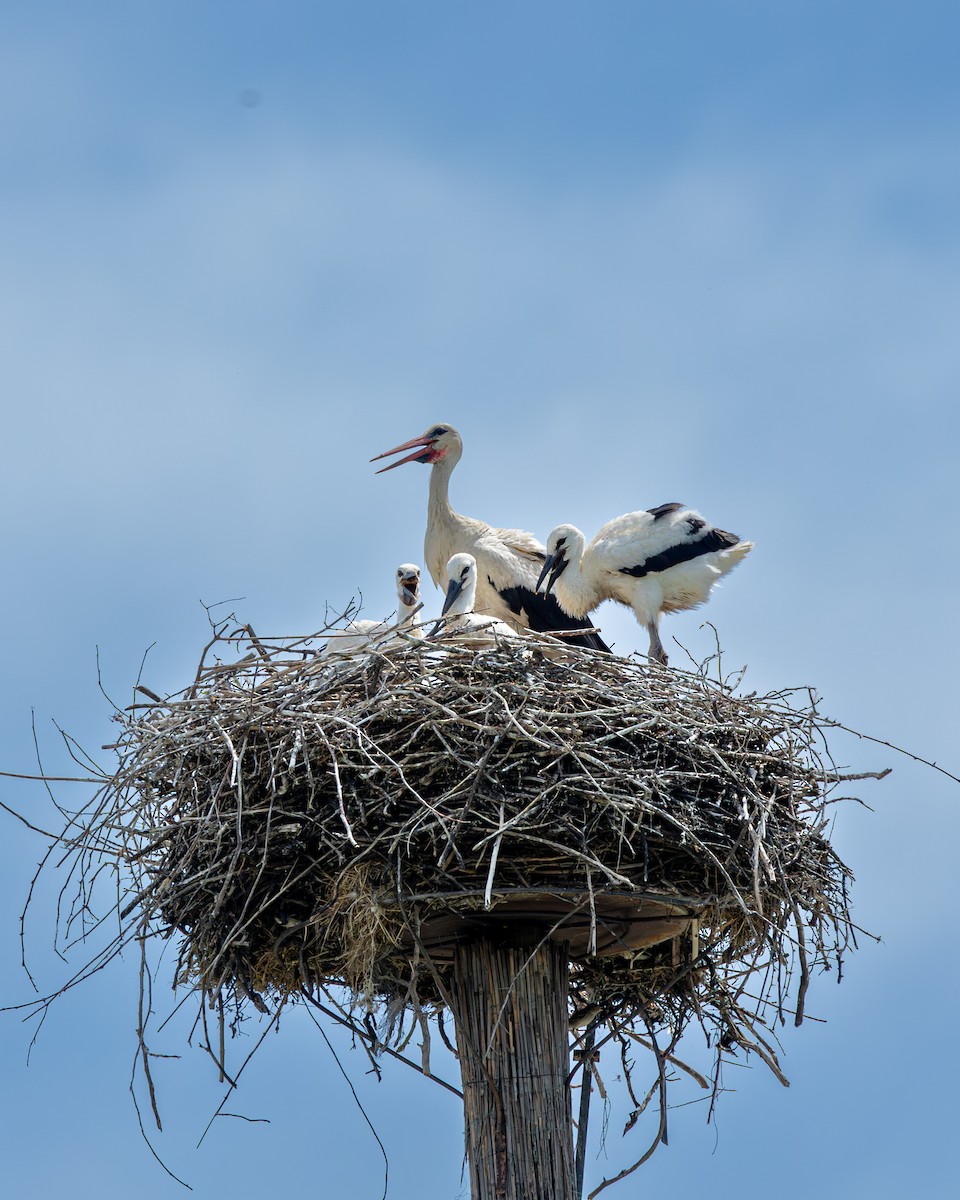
[556,537,567,550]
[429,425,448,438]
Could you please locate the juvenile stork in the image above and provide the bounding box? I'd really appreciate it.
[324,563,423,659]
[371,423,610,652]
[537,504,753,665]
[431,553,518,646]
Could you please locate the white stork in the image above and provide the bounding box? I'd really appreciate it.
[324,563,423,659]
[537,504,753,665]
[430,553,518,646]
[371,423,610,652]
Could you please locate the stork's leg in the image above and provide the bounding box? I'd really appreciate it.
[646,621,668,666]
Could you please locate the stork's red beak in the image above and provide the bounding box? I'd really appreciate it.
[371,434,435,473]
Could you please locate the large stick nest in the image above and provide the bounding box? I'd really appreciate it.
[81,623,856,1071]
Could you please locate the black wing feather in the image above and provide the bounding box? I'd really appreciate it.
[497,585,612,653]
[620,528,740,578]
[646,502,685,520]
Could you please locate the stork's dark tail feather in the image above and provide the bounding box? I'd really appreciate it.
[498,585,612,653]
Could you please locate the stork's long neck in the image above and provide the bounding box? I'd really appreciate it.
[425,454,463,585]
[427,453,455,524]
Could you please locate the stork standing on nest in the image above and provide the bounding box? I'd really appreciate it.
[371,423,610,652]
[324,563,423,659]
[431,553,518,646]
[537,504,753,665]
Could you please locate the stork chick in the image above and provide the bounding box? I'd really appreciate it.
[431,553,517,647]
[538,504,752,665]
[324,563,423,659]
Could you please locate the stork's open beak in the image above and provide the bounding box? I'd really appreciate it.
[536,552,568,595]
[399,574,420,607]
[441,576,464,616]
[371,434,435,473]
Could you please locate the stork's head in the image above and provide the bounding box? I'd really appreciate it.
[441,552,478,616]
[371,423,463,473]
[536,525,585,594]
[396,563,421,609]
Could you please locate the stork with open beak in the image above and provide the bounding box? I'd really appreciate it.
[324,563,424,659]
[537,504,753,666]
[372,423,610,652]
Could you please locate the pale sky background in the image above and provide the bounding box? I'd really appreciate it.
[2,2,959,1196]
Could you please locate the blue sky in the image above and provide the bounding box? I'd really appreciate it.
[2,3,959,1196]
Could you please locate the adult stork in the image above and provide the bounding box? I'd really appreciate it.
[430,553,518,646]
[371,423,610,652]
[324,563,423,659]
[537,504,753,665]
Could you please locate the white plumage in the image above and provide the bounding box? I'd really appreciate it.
[324,563,423,659]
[371,424,609,652]
[538,504,753,665]
[431,553,518,646]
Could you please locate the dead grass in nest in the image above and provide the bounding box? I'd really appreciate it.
[12,618,881,1167]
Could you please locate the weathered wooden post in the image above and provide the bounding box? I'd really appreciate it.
[451,927,575,1200]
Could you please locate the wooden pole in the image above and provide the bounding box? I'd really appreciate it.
[450,926,576,1200]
